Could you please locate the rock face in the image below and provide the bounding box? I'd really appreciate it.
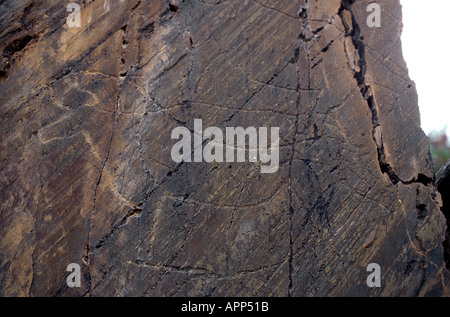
[1,0,449,296]
[436,161,450,272]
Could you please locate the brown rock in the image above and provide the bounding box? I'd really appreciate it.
[436,161,450,273]
[0,0,448,296]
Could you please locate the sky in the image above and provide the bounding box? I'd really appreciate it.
[400,0,450,136]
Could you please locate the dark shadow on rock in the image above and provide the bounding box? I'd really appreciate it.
[436,160,450,269]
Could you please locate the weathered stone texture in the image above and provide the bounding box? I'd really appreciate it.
[0,0,448,296]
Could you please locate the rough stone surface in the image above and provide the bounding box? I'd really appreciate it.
[436,161,450,272]
[0,0,449,296]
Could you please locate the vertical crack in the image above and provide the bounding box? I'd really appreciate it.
[339,1,387,178]
[339,0,446,293]
[287,0,311,297]
[82,24,127,296]
[83,84,120,296]
[339,1,434,190]
[338,0,414,187]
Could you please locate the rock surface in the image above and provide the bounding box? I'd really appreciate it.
[0,0,449,296]
[436,161,450,272]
